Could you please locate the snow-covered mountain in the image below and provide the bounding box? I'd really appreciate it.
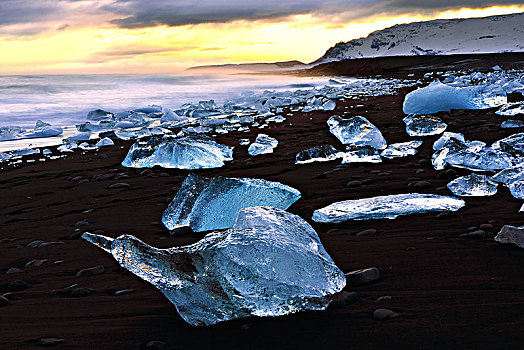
[313,12,524,65]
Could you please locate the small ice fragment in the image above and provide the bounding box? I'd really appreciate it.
[380,140,422,159]
[163,174,300,232]
[501,119,524,128]
[492,133,524,156]
[67,132,91,142]
[239,138,250,146]
[342,146,381,164]
[115,127,151,140]
[0,152,11,161]
[42,149,52,155]
[327,115,386,149]
[403,115,447,136]
[96,138,114,147]
[322,100,336,111]
[122,134,233,170]
[447,174,498,196]
[433,132,466,150]
[83,207,346,326]
[87,109,113,122]
[9,148,40,157]
[295,145,344,164]
[312,193,465,223]
[496,102,524,117]
[248,134,278,156]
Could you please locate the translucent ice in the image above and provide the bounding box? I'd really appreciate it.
[115,127,152,140]
[295,145,344,164]
[312,193,465,223]
[495,225,524,248]
[509,180,524,199]
[0,126,24,141]
[239,138,250,146]
[67,132,92,142]
[327,115,386,149]
[433,132,466,150]
[122,135,233,170]
[380,140,422,159]
[0,152,10,162]
[87,109,113,122]
[162,174,301,232]
[501,120,524,129]
[25,120,63,139]
[341,146,382,164]
[496,102,524,117]
[403,81,506,115]
[95,137,114,147]
[491,164,524,185]
[248,134,278,156]
[82,207,345,326]
[403,115,447,137]
[492,133,524,156]
[447,174,498,196]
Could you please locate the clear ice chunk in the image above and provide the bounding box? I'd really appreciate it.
[327,115,386,149]
[492,133,524,156]
[447,174,498,196]
[403,115,447,136]
[0,152,11,162]
[122,135,233,170]
[433,132,466,150]
[82,207,346,326]
[115,127,152,140]
[312,193,465,223]
[248,134,278,156]
[509,180,524,199]
[162,174,301,232]
[341,146,382,164]
[25,120,63,139]
[67,132,92,142]
[501,120,524,129]
[495,225,524,248]
[496,102,524,117]
[239,138,250,146]
[9,148,40,157]
[87,109,113,122]
[380,140,422,159]
[95,137,114,147]
[295,145,344,164]
[491,164,524,185]
[0,126,24,141]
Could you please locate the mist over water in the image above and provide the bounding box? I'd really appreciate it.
[0,73,337,128]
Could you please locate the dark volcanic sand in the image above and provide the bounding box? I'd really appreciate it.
[1,64,524,349]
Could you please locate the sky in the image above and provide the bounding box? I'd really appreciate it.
[0,0,523,74]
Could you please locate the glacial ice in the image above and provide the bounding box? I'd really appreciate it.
[341,146,382,164]
[295,145,344,164]
[492,133,524,156]
[327,115,387,149]
[433,132,466,150]
[491,164,524,185]
[95,137,114,147]
[87,109,113,122]
[0,152,11,161]
[239,138,250,146]
[447,174,498,196]
[83,207,346,326]
[501,120,524,128]
[494,225,524,248]
[248,134,278,156]
[67,132,92,142]
[403,80,507,115]
[380,140,422,159]
[162,174,301,232]
[312,193,465,223]
[25,120,63,139]
[496,102,524,117]
[115,127,151,140]
[0,126,25,141]
[403,115,447,136]
[122,135,233,170]
[509,180,524,199]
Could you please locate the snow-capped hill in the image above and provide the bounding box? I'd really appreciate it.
[314,12,524,65]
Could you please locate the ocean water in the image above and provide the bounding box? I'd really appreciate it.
[0,73,337,129]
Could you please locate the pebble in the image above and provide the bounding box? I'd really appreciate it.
[373,309,399,320]
[25,259,47,268]
[331,291,359,306]
[7,280,31,292]
[436,211,451,218]
[92,173,115,181]
[78,179,89,184]
[355,229,377,237]
[418,159,429,167]
[145,340,167,349]
[114,289,135,296]
[326,229,340,234]
[375,296,392,302]
[159,173,170,177]
[479,223,493,230]
[37,338,65,347]
[70,176,84,183]
[466,226,477,232]
[26,240,45,248]
[413,181,432,189]
[6,267,23,274]
[415,168,425,174]
[345,267,380,286]
[346,180,362,188]
[460,230,487,238]
[107,182,132,189]
[0,295,10,307]
[74,220,90,228]
[71,288,94,297]
[97,153,109,159]
[76,265,105,277]
[361,179,373,185]
[437,169,457,180]
[405,247,417,251]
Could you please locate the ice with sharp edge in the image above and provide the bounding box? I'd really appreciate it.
[248,134,278,156]
[82,206,346,326]
[447,174,498,196]
[295,145,344,164]
[312,193,465,223]
[403,115,447,136]
[163,174,301,232]
[122,135,233,169]
[380,140,423,159]
[327,115,387,149]
[341,146,382,164]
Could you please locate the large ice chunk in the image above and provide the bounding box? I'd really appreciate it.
[447,174,498,196]
[312,193,465,223]
[403,115,447,136]
[501,120,524,129]
[25,120,63,138]
[494,225,524,248]
[403,81,506,115]
[380,140,422,159]
[82,207,346,326]
[327,115,386,149]
[122,135,233,170]
[248,134,278,156]
[491,164,524,185]
[162,174,301,232]
[87,109,113,122]
[0,126,24,141]
[295,145,344,164]
[496,102,524,117]
[492,133,524,156]
[509,180,524,199]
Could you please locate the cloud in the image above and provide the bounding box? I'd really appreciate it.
[95,44,198,57]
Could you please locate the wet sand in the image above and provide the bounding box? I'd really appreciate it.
[1,57,524,349]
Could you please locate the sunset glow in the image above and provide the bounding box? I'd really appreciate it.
[1,4,523,74]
